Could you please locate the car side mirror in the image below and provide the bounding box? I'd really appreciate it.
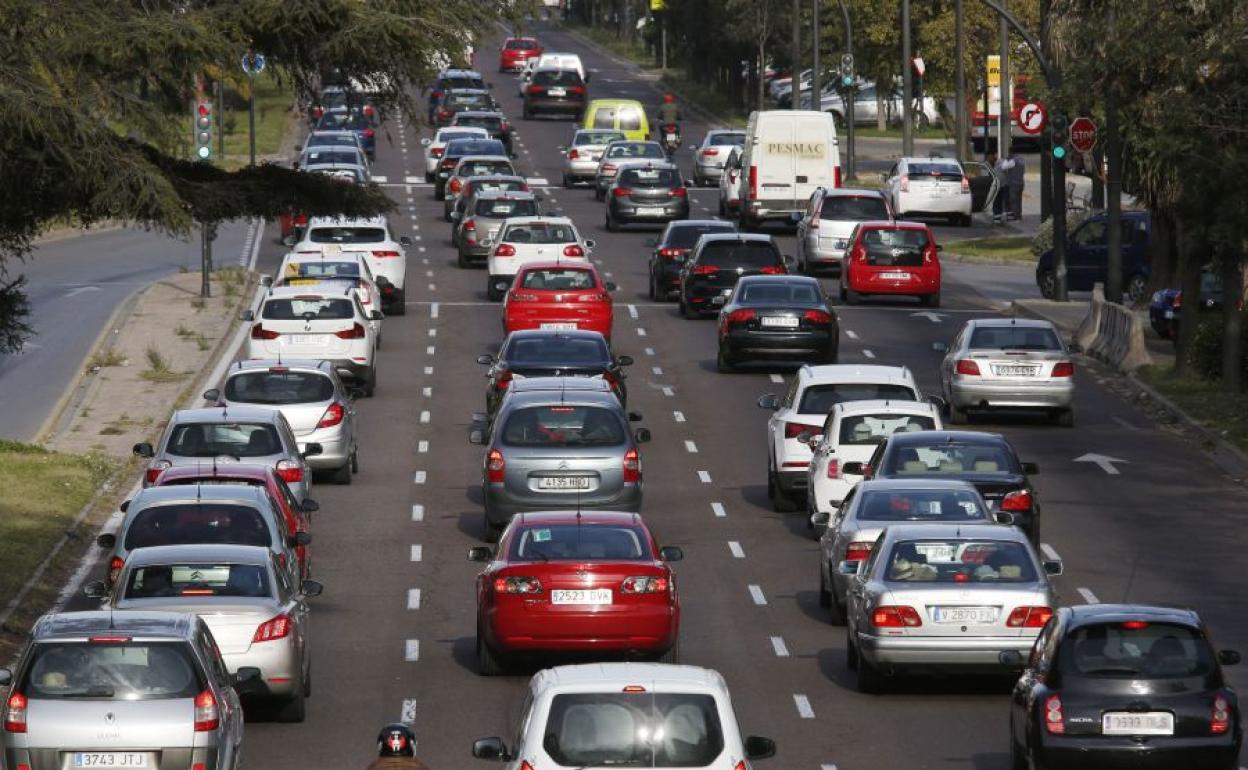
[301,498,320,513]
[259,276,273,287]
[627,411,643,422]
[1219,650,1241,666]
[420,137,432,146]
[660,545,684,562]
[1021,462,1040,475]
[684,179,694,187]
[605,281,618,292]
[467,546,494,562]
[838,559,863,575]
[370,310,383,321]
[795,431,813,446]
[998,650,1025,668]
[300,579,324,597]
[644,238,657,248]
[477,354,496,365]
[994,512,1015,526]
[97,533,117,549]
[240,309,255,322]
[616,355,634,366]
[293,531,312,546]
[203,388,220,402]
[0,669,10,687]
[634,428,652,444]
[936,244,944,252]
[400,235,414,246]
[119,500,130,513]
[811,510,831,527]
[840,461,864,476]
[302,443,323,458]
[450,211,462,221]
[472,737,510,761]
[757,394,779,410]
[1042,559,1064,576]
[744,736,776,761]
[84,580,108,599]
[924,394,946,411]
[132,442,154,458]
[931,341,949,353]
[584,239,596,250]
[469,428,486,445]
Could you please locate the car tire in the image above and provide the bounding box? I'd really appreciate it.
[482,510,501,543]
[818,568,832,607]
[457,250,469,269]
[924,291,941,308]
[647,271,657,301]
[1009,730,1029,770]
[331,461,352,485]
[434,187,444,202]
[767,467,799,513]
[595,187,605,202]
[424,171,434,183]
[657,638,680,664]
[716,346,735,373]
[486,278,505,302]
[476,628,506,676]
[303,660,311,697]
[948,402,967,425]
[363,368,377,398]
[389,295,406,316]
[1055,408,1075,428]
[562,174,572,189]
[681,298,699,320]
[276,689,307,723]
[845,286,861,305]
[845,627,860,670]
[826,581,847,625]
[838,280,848,302]
[856,654,884,694]
[822,344,839,365]
[1037,270,1057,300]
[350,449,359,474]
[605,212,618,232]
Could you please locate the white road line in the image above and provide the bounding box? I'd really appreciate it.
[426,269,435,277]
[410,545,423,562]
[405,184,412,194]
[426,345,436,355]
[418,440,429,453]
[711,502,726,518]
[845,330,859,340]
[400,699,417,723]
[407,589,422,609]
[419,410,430,424]
[794,694,815,719]
[644,347,655,355]
[628,304,639,319]
[405,639,420,662]
[428,328,437,337]
[769,374,784,383]
[728,541,745,558]
[414,471,427,484]
[418,246,427,252]
[770,636,789,656]
[662,386,675,397]
[1040,543,1061,561]
[637,327,647,337]
[863,349,876,359]
[428,283,436,291]
[405,175,421,184]
[697,470,711,483]
[373,175,389,183]
[821,764,838,770]
[431,302,440,318]
[411,505,424,521]
[422,386,432,397]
[1077,587,1100,604]
[748,584,767,605]
[652,366,663,375]
[673,411,686,422]
[605,272,614,278]
[684,440,698,453]
[1111,415,1140,431]
[424,366,433,375]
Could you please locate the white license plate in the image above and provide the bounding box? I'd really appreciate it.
[538,476,591,490]
[761,316,799,328]
[879,271,911,280]
[992,365,1040,377]
[74,754,150,768]
[932,606,998,624]
[548,87,567,96]
[540,322,578,330]
[551,588,613,605]
[636,207,667,216]
[665,132,678,141]
[1102,712,1174,736]
[289,334,327,346]
[914,544,954,561]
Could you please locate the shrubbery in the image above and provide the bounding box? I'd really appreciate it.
[1188,318,1248,385]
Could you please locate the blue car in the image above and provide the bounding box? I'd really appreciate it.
[1148,271,1226,339]
[1036,210,1151,301]
[315,109,376,160]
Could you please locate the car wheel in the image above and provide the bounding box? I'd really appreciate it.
[486,278,504,302]
[767,467,799,513]
[303,660,311,697]
[845,286,861,305]
[562,174,572,189]
[681,298,699,320]
[434,187,444,202]
[276,688,307,723]
[845,627,860,670]
[482,510,501,543]
[331,461,352,485]
[351,449,359,473]
[838,279,848,302]
[1037,270,1057,300]
[389,296,406,316]
[363,368,377,398]
[818,568,832,607]
[856,654,885,694]
[476,628,506,676]
[605,212,618,232]
[424,171,433,183]
[1009,729,1029,770]
[457,250,469,269]
[924,291,941,308]
[1055,408,1075,428]
[716,346,735,373]
[595,187,605,202]
[822,343,839,365]
[657,637,680,664]
[827,581,847,626]
[647,270,657,301]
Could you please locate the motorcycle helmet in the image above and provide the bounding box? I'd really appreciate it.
[378,723,416,757]
[663,93,674,103]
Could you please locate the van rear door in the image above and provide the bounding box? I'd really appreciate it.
[792,113,839,203]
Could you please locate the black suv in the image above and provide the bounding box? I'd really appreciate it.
[678,234,791,319]
[647,219,737,301]
[433,88,498,127]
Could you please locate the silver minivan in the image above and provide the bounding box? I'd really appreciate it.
[0,610,252,770]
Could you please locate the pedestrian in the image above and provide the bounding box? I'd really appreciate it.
[1006,151,1026,221]
[988,151,1010,224]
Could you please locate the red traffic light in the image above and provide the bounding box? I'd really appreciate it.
[197,103,211,117]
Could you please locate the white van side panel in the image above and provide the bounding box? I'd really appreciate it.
[740,111,840,222]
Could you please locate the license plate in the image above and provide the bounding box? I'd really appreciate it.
[761,316,799,328]
[540,322,578,330]
[548,87,567,96]
[289,334,327,346]
[74,754,150,768]
[1164,310,1174,319]
[914,544,954,561]
[538,476,591,490]
[879,271,911,280]
[551,588,613,605]
[1102,712,1174,736]
[665,132,678,141]
[932,606,998,624]
[992,364,1040,377]
[637,207,667,216]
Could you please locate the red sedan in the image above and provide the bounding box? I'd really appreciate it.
[499,37,543,72]
[840,220,942,307]
[503,260,615,341]
[469,511,682,674]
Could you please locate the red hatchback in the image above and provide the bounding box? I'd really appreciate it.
[151,463,315,580]
[469,511,682,674]
[840,220,942,307]
[499,37,543,72]
[503,261,616,341]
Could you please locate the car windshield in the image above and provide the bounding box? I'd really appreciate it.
[607,143,663,159]
[502,222,577,244]
[699,241,781,269]
[542,692,725,768]
[908,162,963,181]
[520,269,596,290]
[839,413,935,444]
[968,326,1063,351]
[709,132,746,146]
[856,489,986,522]
[891,442,1016,475]
[308,226,385,244]
[476,198,537,218]
[1060,622,1214,679]
[575,131,625,146]
[798,383,918,413]
[301,149,359,166]
[885,539,1037,582]
[619,167,680,187]
[822,196,890,221]
[506,336,609,366]
[166,423,284,458]
[861,228,929,267]
[283,261,361,280]
[22,642,203,701]
[455,115,503,131]
[125,504,271,549]
[502,405,625,447]
[534,70,583,86]
[262,297,354,321]
[665,224,735,250]
[124,563,272,599]
[459,160,514,177]
[738,282,821,305]
[224,371,334,405]
[511,525,651,561]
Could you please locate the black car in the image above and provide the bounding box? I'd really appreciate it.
[678,233,791,319]
[522,68,587,119]
[314,110,375,160]
[434,138,507,200]
[433,89,499,127]
[477,330,632,416]
[605,162,691,231]
[646,219,738,301]
[452,110,515,156]
[851,430,1041,542]
[1008,604,1242,770]
[716,276,839,371]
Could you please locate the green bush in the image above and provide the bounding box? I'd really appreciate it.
[1188,316,1248,383]
[1031,209,1092,259]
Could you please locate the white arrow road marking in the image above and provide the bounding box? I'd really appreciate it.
[1074,453,1127,475]
[911,311,947,323]
[64,286,101,298]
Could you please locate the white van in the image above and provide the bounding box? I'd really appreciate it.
[736,110,841,229]
[534,52,587,82]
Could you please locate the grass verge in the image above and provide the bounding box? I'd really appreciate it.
[1136,366,1248,454]
[944,235,1034,263]
[220,73,295,170]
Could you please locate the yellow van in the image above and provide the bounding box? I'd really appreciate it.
[582,99,650,141]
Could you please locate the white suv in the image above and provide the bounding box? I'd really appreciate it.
[274,251,384,338]
[295,216,412,315]
[485,216,594,301]
[471,663,776,770]
[757,364,922,512]
[244,283,381,396]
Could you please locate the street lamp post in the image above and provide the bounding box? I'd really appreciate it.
[955,0,966,162]
[792,0,802,111]
[811,0,821,108]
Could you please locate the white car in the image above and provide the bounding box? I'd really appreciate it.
[756,364,923,512]
[295,216,411,315]
[274,251,384,338]
[485,216,594,301]
[421,126,489,181]
[883,156,974,227]
[243,283,381,396]
[471,663,776,770]
[804,399,943,520]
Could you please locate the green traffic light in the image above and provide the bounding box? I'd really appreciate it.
[1052,146,1066,159]
[842,75,853,87]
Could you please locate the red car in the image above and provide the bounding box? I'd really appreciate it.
[150,463,315,580]
[499,37,542,72]
[840,220,942,307]
[503,260,615,341]
[469,510,682,674]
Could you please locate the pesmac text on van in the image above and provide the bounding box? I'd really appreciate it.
[766,142,826,157]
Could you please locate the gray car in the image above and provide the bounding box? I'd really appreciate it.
[469,388,650,542]
[205,359,359,484]
[593,140,665,201]
[795,188,892,274]
[444,155,519,220]
[0,610,250,770]
[936,318,1077,426]
[692,129,746,186]
[844,523,1062,692]
[134,405,318,503]
[560,128,626,187]
[90,544,323,722]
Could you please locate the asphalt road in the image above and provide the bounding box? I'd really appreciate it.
[64,19,1248,770]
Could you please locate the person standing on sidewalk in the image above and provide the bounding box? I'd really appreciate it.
[989,152,1011,225]
[1006,151,1026,221]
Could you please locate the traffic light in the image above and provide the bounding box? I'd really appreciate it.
[839,54,854,88]
[1050,112,1068,160]
[194,100,213,161]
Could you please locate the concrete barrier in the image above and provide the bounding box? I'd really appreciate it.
[1075,283,1152,371]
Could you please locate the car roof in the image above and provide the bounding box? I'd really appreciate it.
[881,522,1030,542]
[853,220,930,231]
[832,398,938,416]
[132,484,269,507]
[505,328,607,344]
[533,663,726,692]
[588,98,646,108]
[124,543,273,568]
[32,610,197,641]
[821,187,886,199]
[798,363,916,385]
[170,405,284,424]
[227,358,334,375]
[886,429,1008,446]
[455,155,513,164]
[264,283,354,299]
[508,376,615,394]
[456,110,504,118]
[513,511,643,527]
[153,463,273,483]
[500,215,576,226]
[515,259,598,273]
[472,189,536,201]
[737,274,819,287]
[616,160,678,171]
[1064,604,1201,629]
[306,215,388,227]
[435,126,489,137]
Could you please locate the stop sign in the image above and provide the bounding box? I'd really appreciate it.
[1070,117,1097,153]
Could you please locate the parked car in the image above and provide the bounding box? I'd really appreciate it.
[1036,210,1152,301]
[503,261,616,341]
[692,129,747,186]
[646,219,738,301]
[715,275,840,371]
[678,233,791,319]
[795,187,892,275]
[840,220,942,307]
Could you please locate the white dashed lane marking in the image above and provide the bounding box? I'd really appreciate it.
[405,639,420,662]
[400,699,418,723]
[644,347,655,356]
[711,502,726,518]
[419,410,430,424]
[637,327,647,337]
[422,385,432,396]
[673,411,686,422]
[407,589,421,609]
[413,471,427,484]
[652,366,663,375]
[697,470,711,483]
[684,440,698,453]
[410,545,423,562]
[794,694,815,719]
[431,302,439,318]
[628,304,639,319]
[424,366,433,375]
[863,349,876,359]
[728,541,744,558]
[411,505,424,521]
[770,636,789,656]
[769,374,784,383]
[845,330,859,340]
[748,584,767,605]
[662,387,674,397]
[418,440,429,453]
[1078,587,1100,604]
[1040,543,1061,561]
[426,345,436,355]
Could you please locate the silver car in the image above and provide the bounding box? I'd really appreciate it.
[453,190,540,266]
[0,610,249,770]
[593,140,665,201]
[843,523,1062,692]
[134,405,318,503]
[90,544,323,722]
[936,318,1076,426]
[718,146,743,216]
[795,187,892,274]
[559,128,626,187]
[205,360,359,484]
[469,388,650,542]
[444,155,518,220]
[692,129,746,186]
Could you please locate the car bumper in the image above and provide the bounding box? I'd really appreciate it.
[609,199,689,222]
[222,643,302,697]
[746,200,803,222]
[950,377,1075,410]
[895,193,972,216]
[694,162,725,180]
[485,604,677,654]
[774,468,809,495]
[849,271,941,297]
[324,358,372,384]
[296,427,351,469]
[804,240,849,265]
[1033,735,1241,770]
[483,483,643,526]
[505,316,613,339]
[595,174,619,192]
[527,97,585,113]
[459,242,492,260]
[857,631,1037,670]
[723,329,835,359]
[566,159,601,178]
[7,747,222,770]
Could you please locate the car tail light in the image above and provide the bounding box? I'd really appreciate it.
[363,105,374,118]
[253,613,293,643]
[509,291,538,302]
[612,187,633,198]
[691,264,719,275]
[317,402,345,428]
[431,146,445,157]
[363,128,375,139]
[372,250,401,258]
[519,762,536,770]
[107,555,126,585]
[924,244,938,264]
[494,370,514,390]
[621,575,669,593]
[1000,489,1033,512]
[961,175,970,193]
[955,359,981,376]
[494,576,542,593]
[145,459,171,484]
[437,108,451,119]
[834,165,842,188]
[4,692,26,733]
[276,459,303,484]
[1051,361,1074,377]
[749,165,758,200]
[784,421,821,439]
[193,689,219,732]
[251,324,280,340]
[449,178,462,194]
[701,148,720,157]
[441,157,457,169]
[1212,692,1232,734]
[335,323,367,339]
[851,243,867,262]
[568,148,580,160]
[658,247,684,260]
[494,243,517,257]
[602,162,617,173]
[899,174,910,193]
[623,447,641,483]
[487,449,505,482]
[563,244,585,257]
[826,459,840,479]
[1043,694,1065,734]
[725,308,757,326]
[871,606,922,628]
[431,90,443,99]
[527,84,544,95]
[804,310,832,324]
[568,85,586,95]
[1006,606,1053,628]
[672,186,687,197]
[311,106,324,119]
[844,541,873,561]
[582,291,611,303]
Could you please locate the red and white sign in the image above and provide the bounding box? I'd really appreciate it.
[1018,102,1047,135]
[912,57,926,77]
[1071,117,1098,153]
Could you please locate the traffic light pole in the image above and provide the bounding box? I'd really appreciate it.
[248,73,257,167]
[835,0,856,180]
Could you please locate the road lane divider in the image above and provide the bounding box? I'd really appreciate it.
[711,502,726,518]
[728,541,744,558]
[1077,587,1100,604]
[793,694,815,718]
[770,636,789,657]
[748,584,767,605]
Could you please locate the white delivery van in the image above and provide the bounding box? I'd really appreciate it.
[737,110,841,229]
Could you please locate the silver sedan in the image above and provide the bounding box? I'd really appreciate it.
[937,318,1076,426]
[692,129,746,186]
[843,523,1061,692]
[559,128,625,187]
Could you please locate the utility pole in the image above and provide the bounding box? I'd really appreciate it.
[200,222,213,298]
[792,0,802,110]
[836,0,855,180]
[1104,1,1123,304]
[811,0,821,109]
[901,0,913,155]
[998,0,1011,158]
[954,0,967,161]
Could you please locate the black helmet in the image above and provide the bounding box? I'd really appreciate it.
[378,722,416,757]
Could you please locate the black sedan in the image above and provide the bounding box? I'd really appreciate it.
[477,329,632,416]
[678,233,791,319]
[1008,604,1241,770]
[716,276,839,371]
[646,219,737,301]
[605,162,690,231]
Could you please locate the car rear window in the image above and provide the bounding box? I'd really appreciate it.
[607,143,663,159]
[886,539,1037,582]
[443,76,484,90]
[890,442,1016,475]
[618,167,680,187]
[476,198,537,218]
[166,423,284,458]
[455,115,504,131]
[21,642,204,701]
[860,228,929,267]
[302,149,360,166]
[821,196,890,221]
[543,692,724,768]
[739,282,821,304]
[698,241,782,269]
[459,160,514,177]
[502,222,577,244]
[502,405,625,447]
[575,131,625,146]
[797,383,918,413]
[438,129,486,144]
[506,336,609,366]
[665,223,736,250]
[506,38,538,49]
[468,178,527,197]
[908,162,963,181]
[447,92,491,108]
[968,326,1063,351]
[519,269,596,290]
[225,371,335,405]
[534,70,583,86]
[125,504,271,549]
[618,107,642,130]
[709,132,746,146]
[262,297,355,320]
[839,413,934,445]
[511,525,651,560]
[283,260,361,280]
[1060,622,1213,679]
[311,167,363,184]
[857,489,986,522]
[445,139,505,157]
[306,134,357,149]
[124,563,271,599]
[308,226,385,244]
[316,112,368,131]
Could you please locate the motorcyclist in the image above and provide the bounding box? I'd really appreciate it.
[366,723,431,770]
[656,94,681,135]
